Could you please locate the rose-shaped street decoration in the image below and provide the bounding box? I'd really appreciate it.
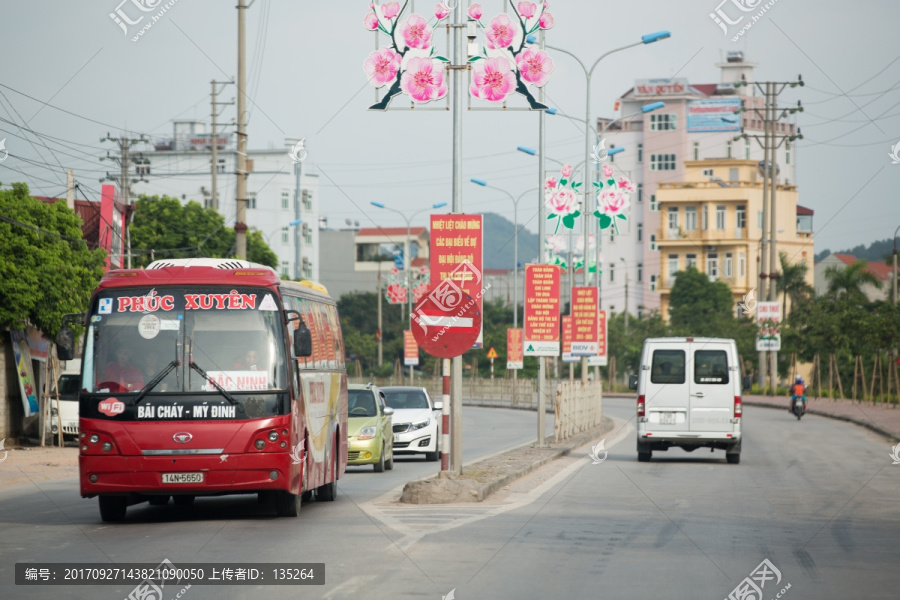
[545,164,582,233]
[589,161,635,233]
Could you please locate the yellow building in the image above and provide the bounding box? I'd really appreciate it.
[656,159,814,320]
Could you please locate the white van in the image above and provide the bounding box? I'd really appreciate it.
[629,338,742,464]
[51,359,81,438]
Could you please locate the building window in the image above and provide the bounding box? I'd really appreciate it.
[637,183,643,202]
[637,263,643,283]
[637,143,643,163]
[724,252,733,278]
[667,207,679,232]
[702,204,708,230]
[650,153,676,171]
[745,141,750,159]
[302,189,312,211]
[686,253,697,269]
[609,263,615,283]
[302,223,312,245]
[685,207,697,231]
[736,205,746,230]
[707,253,719,279]
[668,255,679,286]
[650,194,658,211]
[281,227,289,245]
[694,142,700,161]
[702,168,714,177]
[610,230,615,243]
[217,158,226,173]
[281,261,289,277]
[281,191,289,210]
[650,233,657,251]
[716,205,726,230]
[650,275,657,292]
[134,157,151,176]
[726,141,733,158]
[739,251,746,277]
[650,114,677,131]
[247,194,257,209]
[786,144,791,165]
[758,210,764,230]
[637,223,643,242]
[729,167,739,182]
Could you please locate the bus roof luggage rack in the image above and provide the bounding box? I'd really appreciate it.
[146,258,276,273]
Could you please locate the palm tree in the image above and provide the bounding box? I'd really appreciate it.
[824,259,882,302]
[778,252,813,320]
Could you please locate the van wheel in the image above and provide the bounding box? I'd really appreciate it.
[99,496,127,522]
[638,451,652,462]
[274,490,301,517]
[726,452,741,464]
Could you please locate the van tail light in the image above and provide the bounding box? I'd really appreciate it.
[734,396,742,418]
[637,395,646,418]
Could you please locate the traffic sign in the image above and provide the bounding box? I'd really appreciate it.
[486,347,498,359]
[411,264,482,358]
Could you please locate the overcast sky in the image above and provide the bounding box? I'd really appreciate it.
[1,0,898,256]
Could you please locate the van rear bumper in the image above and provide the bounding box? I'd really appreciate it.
[638,431,741,451]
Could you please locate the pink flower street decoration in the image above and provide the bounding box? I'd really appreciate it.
[617,177,636,193]
[515,47,553,87]
[539,11,554,29]
[401,57,449,103]
[468,4,483,21]
[602,163,614,179]
[434,3,451,20]
[470,57,516,103]
[364,47,402,88]
[386,283,407,305]
[517,1,537,18]
[545,164,582,233]
[485,13,516,50]
[399,13,433,50]
[381,1,400,19]
[364,13,379,30]
[594,188,632,234]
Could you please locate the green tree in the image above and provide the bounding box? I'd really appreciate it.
[130,195,277,269]
[824,260,881,303]
[668,266,735,336]
[0,183,107,337]
[777,251,813,320]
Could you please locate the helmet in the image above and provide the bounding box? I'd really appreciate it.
[795,376,803,383]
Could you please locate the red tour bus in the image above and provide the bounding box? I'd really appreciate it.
[56,258,348,522]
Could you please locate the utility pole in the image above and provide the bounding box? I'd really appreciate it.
[65,169,75,211]
[235,0,249,259]
[101,133,147,268]
[377,262,383,367]
[211,80,234,212]
[734,76,804,393]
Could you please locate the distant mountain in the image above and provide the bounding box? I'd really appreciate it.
[814,238,896,264]
[482,212,540,270]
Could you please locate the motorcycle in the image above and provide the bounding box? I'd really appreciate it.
[792,395,806,420]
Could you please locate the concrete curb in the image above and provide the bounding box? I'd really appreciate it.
[400,417,615,504]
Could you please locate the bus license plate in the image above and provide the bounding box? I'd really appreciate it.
[162,472,204,484]
[660,412,676,425]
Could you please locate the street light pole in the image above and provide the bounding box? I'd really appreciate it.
[893,224,900,306]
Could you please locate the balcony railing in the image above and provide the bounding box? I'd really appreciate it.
[659,228,750,242]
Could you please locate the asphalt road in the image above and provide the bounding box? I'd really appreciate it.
[2,399,898,600]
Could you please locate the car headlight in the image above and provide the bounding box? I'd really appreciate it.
[359,426,377,440]
[411,418,430,431]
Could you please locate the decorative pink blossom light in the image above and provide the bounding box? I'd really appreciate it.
[434,3,451,20]
[599,189,630,217]
[470,57,516,103]
[364,13,379,30]
[516,48,553,87]
[602,164,614,179]
[485,13,515,49]
[544,177,557,191]
[539,11,554,29]
[401,57,449,102]
[381,2,400,20]
[468,4,483,20]
[560,163,573,179]
[517,1,537,18]
[364,47,402,87]
[399,13,433,49]
[547,189,575,215]
[617,177,636,193]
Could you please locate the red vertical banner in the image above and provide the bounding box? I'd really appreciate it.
[571,286,599,356]
[588,310,609,367]
[561,316,577,363]
[523,264,561,356]
[506,328,523,369]
[429,214,485,348]
[403,330,419,366]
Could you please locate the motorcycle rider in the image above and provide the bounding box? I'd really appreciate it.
[790,375,807,415]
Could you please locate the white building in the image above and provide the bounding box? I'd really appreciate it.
[131,121,320,281]
[598,52,798,316]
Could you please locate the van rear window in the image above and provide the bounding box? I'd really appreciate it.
[694,350,729,384]
[650,350,685,384]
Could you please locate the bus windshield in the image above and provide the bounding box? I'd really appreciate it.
[83,287,287,395]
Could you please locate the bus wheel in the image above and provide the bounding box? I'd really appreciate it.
[317,444,337,502]
[173,495,195,507]
[274,491,301,517]
[99,496,127,522]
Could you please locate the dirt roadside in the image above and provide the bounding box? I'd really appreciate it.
[0,444,79,491]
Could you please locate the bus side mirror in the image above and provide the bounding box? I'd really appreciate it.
[56,326,75,361]
[293,321,312,358]
[628,374,638,391]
